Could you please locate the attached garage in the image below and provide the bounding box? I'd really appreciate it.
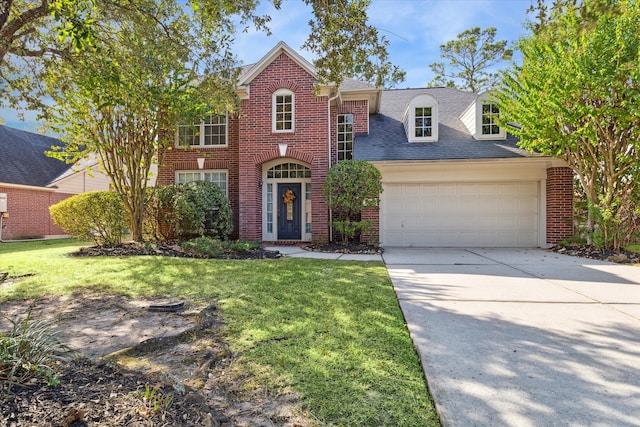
[376,160,554,248]
[382,181,540,247]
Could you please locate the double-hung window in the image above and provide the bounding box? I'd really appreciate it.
[177,114,227,147]
[273,89,294,132]
[481,104,500,135]
[176,170,228,197]
[414,107,433,138]
[337,114,353,161]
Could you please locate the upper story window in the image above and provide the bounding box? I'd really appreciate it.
[273,89,294,132]
[481,104,500,135]
[403,94,438,142]
[337,114,353,161]
[177,114,227,147]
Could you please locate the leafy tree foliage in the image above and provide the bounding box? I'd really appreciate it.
[2,0,401,114]
[323,160,383,244]
[301,0,405,88]
[0,0,96,109]
[428,27,512,92]
[155,181,233,241]
[49,191,127,246]
[495,0,640,249]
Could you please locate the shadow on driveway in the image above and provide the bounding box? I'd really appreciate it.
[384,248,640,426]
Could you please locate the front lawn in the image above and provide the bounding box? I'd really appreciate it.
[0,239,439,426]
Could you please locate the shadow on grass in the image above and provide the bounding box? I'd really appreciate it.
[3,250,438,426]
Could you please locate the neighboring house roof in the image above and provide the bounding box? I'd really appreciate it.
[0,125,70,187]
[355,87,539,162]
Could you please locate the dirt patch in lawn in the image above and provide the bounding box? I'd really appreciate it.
[0,292,315,426]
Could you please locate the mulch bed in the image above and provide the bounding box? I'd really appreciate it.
[548,244,640,264]
[2,358,226,427]
[69,242,281,260]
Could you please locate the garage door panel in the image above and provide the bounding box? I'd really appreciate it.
[382,182,540,247]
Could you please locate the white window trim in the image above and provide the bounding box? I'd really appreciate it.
[261,159,312,242]
[175,114,228,148]
[175,169,228,196]
[476,102,506,140]
[272,88,295,133]
[336,113,354,161]
[403,94,439,142]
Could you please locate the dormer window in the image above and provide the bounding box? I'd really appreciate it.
[403,94,438,142]
[460,94,506,140]
[481,104,500,135]
[273,89,294,132]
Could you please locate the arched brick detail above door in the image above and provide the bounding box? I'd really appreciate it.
[253,148,314,166]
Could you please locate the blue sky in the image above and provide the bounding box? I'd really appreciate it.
[2,0,534,132]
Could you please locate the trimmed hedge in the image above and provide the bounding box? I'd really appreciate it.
[49,191,127,246]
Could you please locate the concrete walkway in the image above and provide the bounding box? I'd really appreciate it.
[265,245,383,262]
[384,248,640,427]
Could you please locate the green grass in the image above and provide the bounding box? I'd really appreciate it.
[0,239,439,426]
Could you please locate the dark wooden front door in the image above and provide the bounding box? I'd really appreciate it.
[278,183,301,240]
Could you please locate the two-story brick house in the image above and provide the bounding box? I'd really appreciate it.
[158,41,574,247]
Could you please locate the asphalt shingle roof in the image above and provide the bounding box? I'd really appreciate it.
[355,87,538,162]
[0,125,70,187]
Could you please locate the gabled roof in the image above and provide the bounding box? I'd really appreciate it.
[236,41,382,112]
[238,41,317,85]
[0,125,71,187]
[355,87,538,162]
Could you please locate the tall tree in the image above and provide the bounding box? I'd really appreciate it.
[45,0,240,242]
[495,0,640,249]
[301,0,404,88]
[428,27,512,92]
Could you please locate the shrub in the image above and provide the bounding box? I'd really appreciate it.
[0,311,74,392]
[49,191,127,246]
[156,181,233,240]
[323,160,383,244]
[180,237,259,257]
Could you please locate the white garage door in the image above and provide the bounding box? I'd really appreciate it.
[381,182,540,247]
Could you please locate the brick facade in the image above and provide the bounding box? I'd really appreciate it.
[546,167,574,244]
[158,52,351,243]
[0,186,70,240]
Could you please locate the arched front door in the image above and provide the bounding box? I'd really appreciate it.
[262,161,312,242]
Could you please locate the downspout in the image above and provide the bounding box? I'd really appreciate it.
[327,90,340,243]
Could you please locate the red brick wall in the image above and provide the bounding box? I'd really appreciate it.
[157,52,375,243]
[157,116,241,239]
[546,167,574,244]
[0,186,70,240]
[237,53,331,242]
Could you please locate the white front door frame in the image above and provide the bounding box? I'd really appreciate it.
[261,159,312,242]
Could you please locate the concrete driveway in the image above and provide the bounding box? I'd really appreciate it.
[383,248,640,427]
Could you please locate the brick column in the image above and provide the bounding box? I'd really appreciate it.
[546,167,574,244]
[360,207,380,245]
